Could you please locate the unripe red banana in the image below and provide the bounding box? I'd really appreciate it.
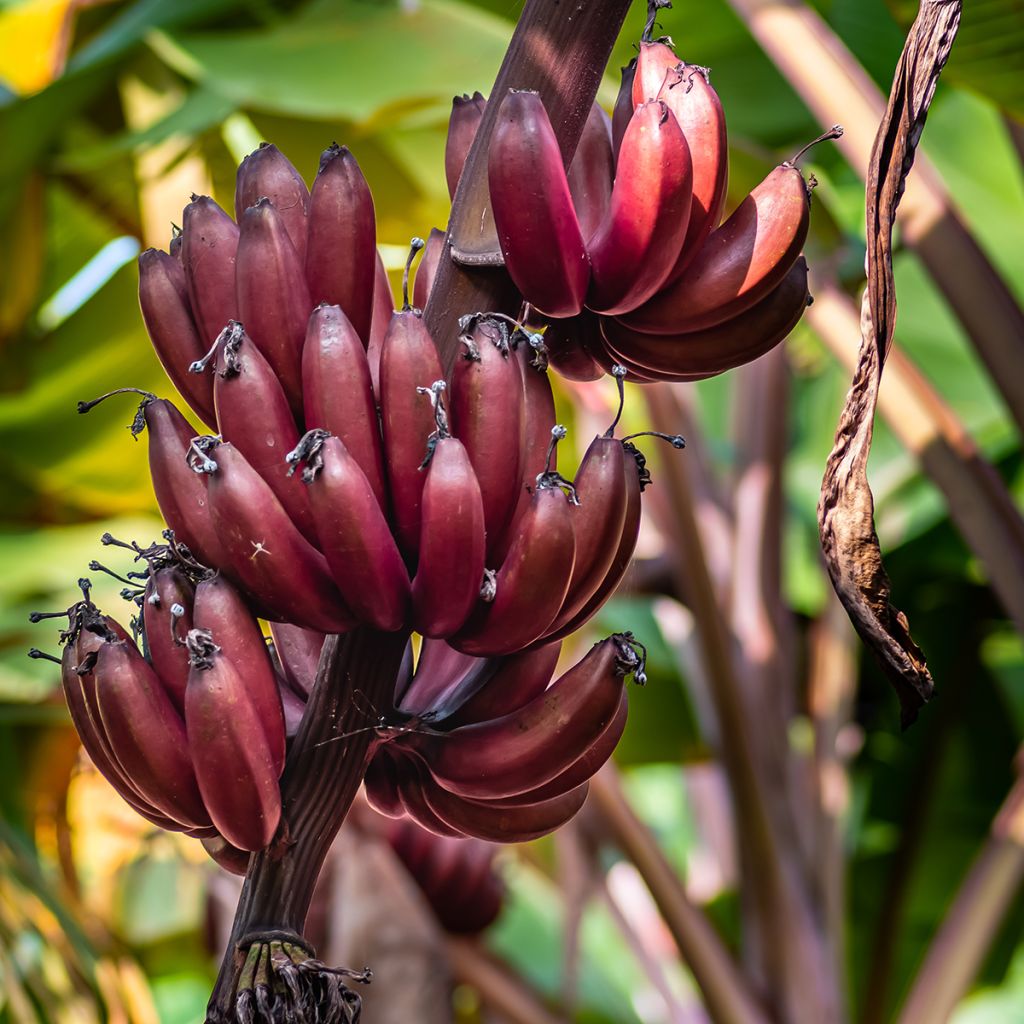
[302,304,387,511]
[202,322,317,543]
[235,197,311,416]
[412,634,642,800]
[445,92,486,200]
[192,574,286,776]
[488,90,589,318]
[567,101,615,243]
[602,256,811,380]
[412,431,486,639]
[396,638,489,719]
[632,39,678,106]
[364,748,406,819]
[657,63,729,277]
[202,834,250,876]
[619,131,838,334]
[379,261,445,560]
[397,758,465,838]
[444,641,562,727]
[419,767,589,843]
[143,566,194,713]
[612,59,638,161]
[542,436,628,638]
[542,313,605,383]
[269,621,324,699]
[288,430,410,632]
[185,629,282,851]
[92,638,212,828]
[451,474,576,657]
[366,249,394,396]
[412,228,444,311]
[234,142,310,267]
[305,143,377,345]
[137,248,216,428]
[449,316,524,557]
[587,101,693,316]
[77,391,219,566]
[189,438,355,633]
[181,195,240,348]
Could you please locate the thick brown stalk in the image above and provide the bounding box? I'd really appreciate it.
[445,936,568,1024]
[589,766,770,1024]
[646,382,842,1023]
[206,627,409,1016]
[725,0,1024,435]
[422,0,633,373]
[896,756,1024,1024]
[809,278,1024,637]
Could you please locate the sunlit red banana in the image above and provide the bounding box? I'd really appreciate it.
[542,312,605,383]
[143,566,194,713]
[612,59,637,160]
[450,316,524,556]
[444,641,561,727]
[445,92,486,200]
[418,766,589,843]
[414,634,643,801]
[620,130,839,335]
[192,574,286,776]
[412,227,444,311]
[411,403,487,639]
[632,39,678,107]
[91,637,212,828]
[451,448,577,657]
[602,256,811,380]
[288,430,410,632]
[196,321,317,543]
[488,90,589,318]
[181,195,239,347]
[185,629,282,852]
[379,248,445,559]
[235,197,310,416]
[657,63,729,276]
[587,101,692,315]
[306,143,377,345]
[137,248,216,428]
[77,391,219,566]
[303,303,387,511]
[567,101,614,243]
[269,621,324,699]
[235,142,310,267]
[188,438,354,633]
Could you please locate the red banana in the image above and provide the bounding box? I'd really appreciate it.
[444,641,562,727]
[302,303,387,510]
[567,101,615,243]
[364,748,406,819]
[137,248,216,428]
[412,227,445,311]
[397,759,464,838]
[632,40,678,106]
[235,197,311,415]
[202,835,250,876]
[288,430,410,632]
[92,638,212,828]
[451,471,577,657]
[185,629,282,851]
[143,566,194,713]
[366,249,393,396]
[192,573,286,776]
[449,316,523,557]
[305,143,377,345]
[488,90,589,318]
[181,195,239,347]
[587,100,693,315]
[269,621,324,699]
[445,92,486,200]
[612,59,637,161]
[412,634,642,800]
[234,142,310,267]
[397,638,489,719]
[657,63,729,276]
[542,313,605,383]
[204,322,317,543]
[411,432,487,640]
[602,256,811,380]
[190,438,354,633]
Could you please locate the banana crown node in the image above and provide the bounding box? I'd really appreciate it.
[77,387,157,438]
